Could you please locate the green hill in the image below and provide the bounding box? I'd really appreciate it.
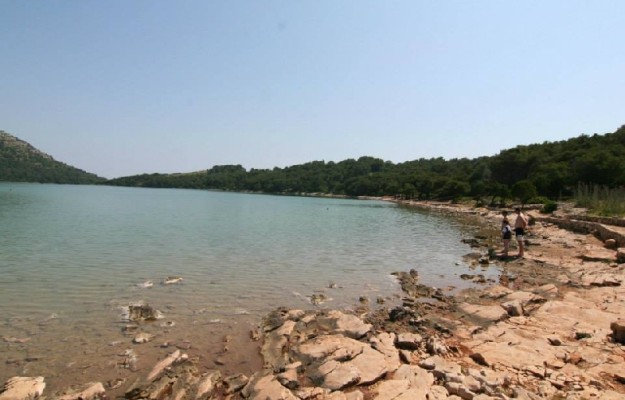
[106,125,625,203]
[0,130,105,184]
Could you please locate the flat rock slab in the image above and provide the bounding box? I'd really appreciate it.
[316,310,372,339]
[57,382,105,400]
[581,273,622,287]
[457,303,508,323]
[294,335,366,365]
[580,248,616,262]
[0,377,46,400]
[295,334,388,390]
[241,373,298,400]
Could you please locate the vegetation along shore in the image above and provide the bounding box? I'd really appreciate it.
[2,200,625,399]
[2,126,625,212]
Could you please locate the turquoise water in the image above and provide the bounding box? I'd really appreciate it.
[0,183,478,392]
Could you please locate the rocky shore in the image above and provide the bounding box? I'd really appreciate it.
[2,202,625,400]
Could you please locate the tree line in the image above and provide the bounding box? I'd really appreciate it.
[105,125,625,204]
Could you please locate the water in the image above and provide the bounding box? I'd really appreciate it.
[0,183,482,394]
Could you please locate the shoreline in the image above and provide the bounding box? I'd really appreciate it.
[3,201,625,399]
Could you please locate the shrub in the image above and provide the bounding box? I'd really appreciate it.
[541,200,558,214]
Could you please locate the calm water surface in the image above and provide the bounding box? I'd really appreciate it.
[0,183,486,394]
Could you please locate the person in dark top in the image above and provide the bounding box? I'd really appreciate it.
[501,214,512,257]
[514,207,528,257]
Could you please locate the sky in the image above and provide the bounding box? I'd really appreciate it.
[1,1,624,179]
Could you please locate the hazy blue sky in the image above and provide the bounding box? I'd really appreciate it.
[1,1,623,179]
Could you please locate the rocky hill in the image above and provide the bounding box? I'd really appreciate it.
[0,130,104,184]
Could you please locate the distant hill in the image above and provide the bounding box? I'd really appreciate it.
[0,130,104,184]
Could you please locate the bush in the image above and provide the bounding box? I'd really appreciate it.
[541,200,558,214]
[530,196,550,204]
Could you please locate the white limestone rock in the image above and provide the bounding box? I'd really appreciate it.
[0,377,46,400]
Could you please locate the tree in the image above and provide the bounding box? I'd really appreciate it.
[512,180,538,205]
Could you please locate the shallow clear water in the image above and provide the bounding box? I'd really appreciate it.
[0,183,484,393]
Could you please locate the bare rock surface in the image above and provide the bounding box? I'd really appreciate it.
[0,377,45,400]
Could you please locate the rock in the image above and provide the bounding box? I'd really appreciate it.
[370,333,401,373]
[418,356,461,380]
[393,365,434,398]
[582,273,622,287]
[534,283,559,298]
[617,248,625,263]
[547,335,563,346]
[136,280,153,288]
[445,381,475,400]
[427,385,449,400]
[513,387,542,400]
[316,310,372,339]
[133,332,153,344]
[162,276,183,285]
[467,368,508,391]
[425,337,449,355]
[481,285,513,300]
[501,300,524,317]
[262,319,297,371]
[605,239,617,249]
[501,291,546,311]
[610,320,625,344]
[395,333,423,350]
[311,361,361,390]
[277,362,301,390]
[262,308,295,332]
[297,335,388,390]
[457,303,508,323]
[123,303,163,322]
[0,377,46,400]
[57,382,105,400]
[566,352,583,365]
[294,386,329,399]
[580,249,616,262]
[345,390,364,400]
[147,350,185,381]
[469,352,489,367]
[223,374,249,394]
[310,293,329,305]
[372,380,419,400]
[295,335,364,365]
[462,238,480,247]
[2,337,30,344]
[195,370,221,399]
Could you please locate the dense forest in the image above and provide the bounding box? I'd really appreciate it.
[107,125,625,204]
[0,131,105,184]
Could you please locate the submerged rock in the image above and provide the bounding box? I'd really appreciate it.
[310,293,329,305]
[133,332,153,344]
[162,276,183,285]
[136,280,153,289]
[122,303,163,322]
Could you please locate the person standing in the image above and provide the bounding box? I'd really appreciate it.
[501,213,512,257]
[514,207,528,257]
